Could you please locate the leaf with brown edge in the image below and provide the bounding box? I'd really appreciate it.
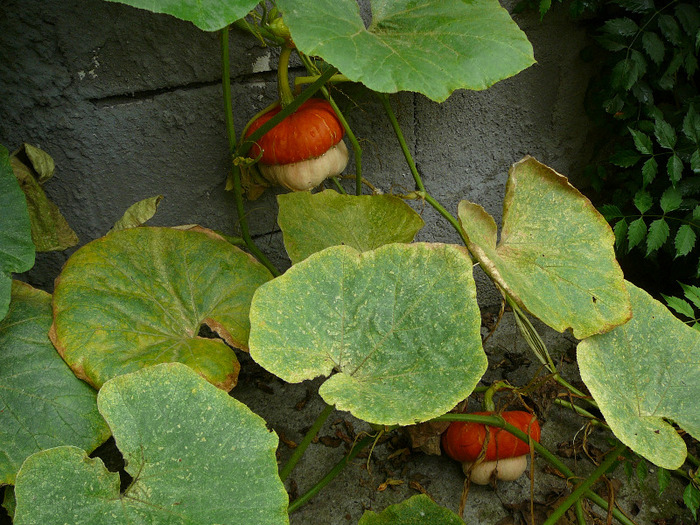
[458,156,631,339]
[50,226,272,391]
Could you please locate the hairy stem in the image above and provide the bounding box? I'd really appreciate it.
[280,404,335,482]
[542,441,627,525]
[220,27,280,276]
[288,434,376,513]
[378,93,471,245]
[434,413,636,525]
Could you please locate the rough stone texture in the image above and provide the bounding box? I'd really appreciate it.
[1,1,695,524]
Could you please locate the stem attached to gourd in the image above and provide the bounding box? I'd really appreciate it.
[434,413,635,525]
[277,46,295,107]
[220,26,279,276]
[298,52,362,195]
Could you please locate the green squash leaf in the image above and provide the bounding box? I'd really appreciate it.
[458,156,631,339]
[0,281,109,485]
[13,363,289,525]
[10,155,79,253]
[276,0,535,102]
[102,0,260,32]
[0,145,35,320]
[50,226,272,391]
[578,282,700,470]
[277,190,424,264]
[249,243,486,426]
[358,494,465,524]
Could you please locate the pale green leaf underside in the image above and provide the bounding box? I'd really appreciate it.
[458,156,631,339]
[359,494,465,524]
[277,190,424,264]
[277,0,535,102]
[249,243,486,426]
[51,227,272,391]
[103,0,260,31]
[578,282,700,470]
[0,282,109,485]
[0,145,35,320]
[13,363,289,525]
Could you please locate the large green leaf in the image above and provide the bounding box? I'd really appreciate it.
[359,494,465,524]
[50,227,272,391]
[458,156,631,339]
[277,190,424,264]
[578,282,700,470]
[103,0,260,32]
[0,281,109,485]
[13,363,289,524]
[249,243,486,425]
[0,146,35,320]
[277,0,535,102]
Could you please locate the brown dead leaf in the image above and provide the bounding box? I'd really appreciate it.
[377,479,403,492]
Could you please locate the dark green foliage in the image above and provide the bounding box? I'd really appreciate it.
[585,0,700,284]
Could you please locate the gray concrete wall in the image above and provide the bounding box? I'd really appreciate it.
[0,0,598,304]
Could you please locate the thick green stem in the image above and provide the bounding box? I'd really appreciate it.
[277,46,294,107]
[280,404,335,482]
[542,441,627,525]
[220,27,280,276]
[288,434,376,513]
[220,28,237,149]
[433,414,636,525]
[298,53,362,195]
[378,93,471,244]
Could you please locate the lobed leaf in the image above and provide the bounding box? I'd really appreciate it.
[458,156,631,339]
[277,190,424,265]
[249,243,486,426]
[102,0,260,32]
[0,145,35,320]
[276,0,535,102]
[0,282,110,485]
[578,282,700,470]
[50,226,272,391]
[13,363,289,525]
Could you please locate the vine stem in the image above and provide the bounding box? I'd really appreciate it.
[298,53,363,195]
[220,27,280,276]
[433,414,636,525]
[378,93,471,245]
[288,434,376,513]
[280,404,335,482]
[542,441,627,525]
[277,46,294,107]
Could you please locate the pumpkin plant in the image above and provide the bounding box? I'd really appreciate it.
[1,1,699,524]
